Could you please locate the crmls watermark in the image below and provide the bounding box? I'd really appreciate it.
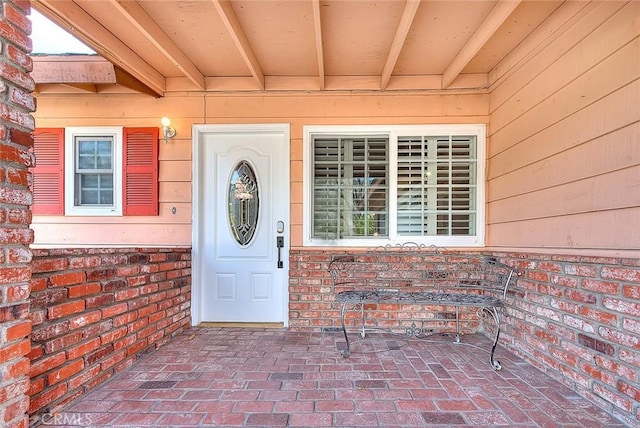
[31,412,94,427]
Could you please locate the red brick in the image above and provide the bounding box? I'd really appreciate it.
[4,282,30,303]
[2,395,29,424]
[100,350,126,371]
[45,332,83,356]
[28,377,44,396]
[66,338,101,360]
[113,335,136,352]
[603,297,640,317]
[10,86,35,111]
[137,303,158,318]
[29,352,65,377]
[85,292,115,308]
[101,303,128,318]
[113,311,137,327]
[85,344,114,365]
[30,288,67,309]
[115,288,140,301]
[68,310,102,330]
[7,246,31,263]
[128,318,149,334]
[148,311,166,324]
[582,279,620,294]
[128,296,149,311]
[622,285,640,299]
[67,282,101,298]
[68,256,102,269]
[0,338,29,362]
[3,2,32,36]
[580,307,617,325]
[100,326,128,345]
[31,257,68,273]
[0,266,30,284]
[29,383,67,414]
[79,320,112,340]
[29,277,47,292]
[126,339,149,356]
[618,380,640,402]
[5,356,29,379]
[47,359,84,386]
[68,364,101,390]
[31,320,69,342]
[601,266,640,283]
[48,271,86,287]
[48,300,85,320]
[4,319,31,341]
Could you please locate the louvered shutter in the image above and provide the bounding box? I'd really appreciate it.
[397,135,476,236]
[312,136,389,239]
[32,128,64,215]
[122,127,159,216]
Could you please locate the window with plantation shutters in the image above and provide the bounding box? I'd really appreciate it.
[305,125,485,247]
[397,135,477,236]
[31,127,159,217]
[312,136,389,239]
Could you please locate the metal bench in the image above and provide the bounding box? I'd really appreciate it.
[328,243,519,370]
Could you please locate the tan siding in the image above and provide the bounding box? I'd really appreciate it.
[33,92,487,247]
[489,123,639,201]
[487,3,640,251]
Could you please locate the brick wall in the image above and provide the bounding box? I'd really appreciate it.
[27,248,191,421]
[289,248,640,425]
[0,1,35,427]
[498,251,640,426]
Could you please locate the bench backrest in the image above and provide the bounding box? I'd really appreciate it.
[328,244,518,299]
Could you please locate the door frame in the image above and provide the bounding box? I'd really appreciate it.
[191,123,290,326]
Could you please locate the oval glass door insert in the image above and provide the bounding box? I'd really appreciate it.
[228,160,259,246]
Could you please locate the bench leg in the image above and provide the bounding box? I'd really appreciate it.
[339,302,351,358]
[454,306,461,343]
[484,306,503,370]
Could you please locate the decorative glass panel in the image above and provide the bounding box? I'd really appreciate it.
[228,160,259,246]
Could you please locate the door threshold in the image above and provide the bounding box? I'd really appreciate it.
[198,322,285,329]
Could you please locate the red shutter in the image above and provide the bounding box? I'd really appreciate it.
[32,129,64,215]
[123,127,159,216]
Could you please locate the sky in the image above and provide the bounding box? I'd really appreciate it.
[31,9,95,54]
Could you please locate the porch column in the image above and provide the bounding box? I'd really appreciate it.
[0,1,36,427]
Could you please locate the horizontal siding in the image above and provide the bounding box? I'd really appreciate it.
[30,223,192,247]
[487,3,640,251]
[33,91,488,247]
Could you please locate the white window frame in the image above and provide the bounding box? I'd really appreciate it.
[64,127,123,216]
[303,124,486,247]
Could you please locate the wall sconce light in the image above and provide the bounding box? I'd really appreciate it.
[161,117,176,143]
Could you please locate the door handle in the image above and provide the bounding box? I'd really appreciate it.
[276,236,284,269]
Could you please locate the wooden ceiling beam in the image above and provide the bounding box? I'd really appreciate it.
[381,0,420,90]
[33,0,165,96]
[212,0,265,91]
[312,0,325,90]
[441,0,521,88]
[108,0,206,90]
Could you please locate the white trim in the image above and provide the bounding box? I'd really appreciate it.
[64,127,123,216]
[191,123,291,327]
[303,124,486,247]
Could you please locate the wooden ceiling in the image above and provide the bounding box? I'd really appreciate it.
[31,0,575,97]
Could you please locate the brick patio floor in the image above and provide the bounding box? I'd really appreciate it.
[44,327,627,427]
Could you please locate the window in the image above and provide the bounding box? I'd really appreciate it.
[66,128,122,215]
[32,127,159,216]
[304,125,485,246]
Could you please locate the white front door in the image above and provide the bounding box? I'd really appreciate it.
[192,124,289,324]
